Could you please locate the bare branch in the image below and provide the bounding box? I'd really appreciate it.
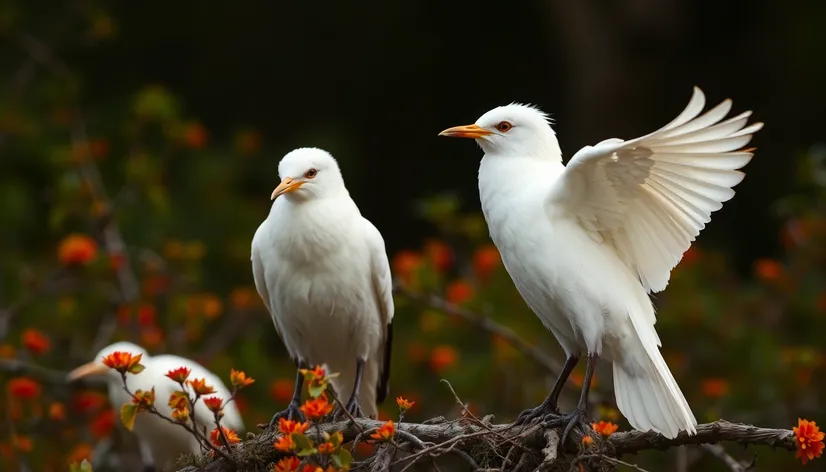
[700,443,753,472]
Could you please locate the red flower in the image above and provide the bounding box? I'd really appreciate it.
[445,280,474,305]
[300,394,333,420]
[230,368,255,388]
[794,418,825,465]
[754,258,783,282]
[270,379,295,403]
[203,396,223,413]
[392,250,423,285]
[165,367,191,384]
[370,421,395,441]
[21,328,51,356]
[429,345,458,373]
[137,304,156,327]
[187,378,216,396]
[472,244,501,282]
[273,456,301,472]
[72,391,107,413]
[58,234,98,265]
[183,122,208,149]
[424,239,453,273]
[592,421,618,437]
[101,351,144,375]
[209,427,240,447]
[279,418,311,435]
[90,409,116,439]
[7,377,41,399]
[396,396,415,412]
[700,378,730,398]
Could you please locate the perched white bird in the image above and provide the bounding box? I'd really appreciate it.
[251,147,394,424]
[68,341,244,471]
[439,87,762,440]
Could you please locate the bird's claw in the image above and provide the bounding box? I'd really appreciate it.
[544,408,591,445]
[514,401,559,426]
[265,401,304,430]
[333,396,363,420]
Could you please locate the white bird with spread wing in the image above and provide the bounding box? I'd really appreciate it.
[68,341,244,472]
[251,147,394,426]
[439,87,762,441]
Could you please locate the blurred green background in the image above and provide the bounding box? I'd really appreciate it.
[1,0,825,471]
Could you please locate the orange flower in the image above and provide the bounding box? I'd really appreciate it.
[424,239,453,273]
[273,456,301,472]
[166,367,191,384]
[701,378,730,398]
[66,443,93,464]
[794,418,825,465]
[102,351,144,375]
[183,122,208,149]
[21,329,51,356]
[592,421,618,437]
[203,396,223,413]
[429,345,458,373]
[392,250,423,285]
[230,368,255,388]
[7,377,41,399]
[131,388,155,409]
[270,379,295,403]
[140,326,164,348]
[473,244,501,282]
[171,407,190,422]
[300,365,326,380]
[230,286,261,310]
[370,421,395,441]
[209,427,241,448]
[300,394,333,420]
[90,409,116,439]
[58,234,98,265]
[581,436,594,446]
[274,434,295,452]
[754,258,783,282]
[317,442,335,454]
[445,280,474,305]
[396,396,415,412]
[12,435,33,453]
[187,378,216,396]
[49,402,66,421]
[279,418,311,435]
[168,391,189,411]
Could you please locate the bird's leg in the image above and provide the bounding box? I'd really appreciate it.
[545,353,598,445]
[515,354,579,425]
[267,360,306,429]
[334,358,365,420]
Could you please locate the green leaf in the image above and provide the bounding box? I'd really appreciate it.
[129,363,145,374]
[291,432,314,450]
[69,459,93,472]
[331,448,353,469]
[297,447,318,457]
[120,403,138,431]
[308,382,326,398]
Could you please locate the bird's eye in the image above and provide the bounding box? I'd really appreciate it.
[495,121,513,132]
[304,168,318,179]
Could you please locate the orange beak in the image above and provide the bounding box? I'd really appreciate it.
[271,177,305,200]
[438,124,493,139]
[67,362,108,381]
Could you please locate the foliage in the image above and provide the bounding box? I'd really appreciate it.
[0,3,825,472]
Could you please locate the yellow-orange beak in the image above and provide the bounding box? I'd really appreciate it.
[271,177,305,200]
[438,124,493,139]
[67,362,108,382]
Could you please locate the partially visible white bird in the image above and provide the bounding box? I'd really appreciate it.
[251,147,394,425]
[68,341,244,472]
[439,87,762,440]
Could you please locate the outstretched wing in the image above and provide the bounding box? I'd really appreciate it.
[550,87,763,294]
[363,219,395,404]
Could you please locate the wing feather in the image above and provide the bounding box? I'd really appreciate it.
[363,219,395,404]
[553,87,762,293]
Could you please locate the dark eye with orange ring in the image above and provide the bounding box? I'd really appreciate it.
[305,168,318,179]
[495,121,513,132]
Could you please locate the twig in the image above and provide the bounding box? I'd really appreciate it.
[700,443,751,472]
[570,454,651,472]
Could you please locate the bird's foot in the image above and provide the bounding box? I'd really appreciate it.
[544,407,591,446]
[514,401,559,426]
[263,401,304,430]
[333,396,364,421]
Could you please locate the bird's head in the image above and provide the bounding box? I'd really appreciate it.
[271,147,347,202]
[439,103,561,158]
[67,341,150,384]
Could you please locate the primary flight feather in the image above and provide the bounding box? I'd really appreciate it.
[251,147,394,425]
[439,87,762,440]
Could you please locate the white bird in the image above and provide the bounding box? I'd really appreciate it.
[250,147,394,424]
[439,87,762,440]
[68,341,244,471]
